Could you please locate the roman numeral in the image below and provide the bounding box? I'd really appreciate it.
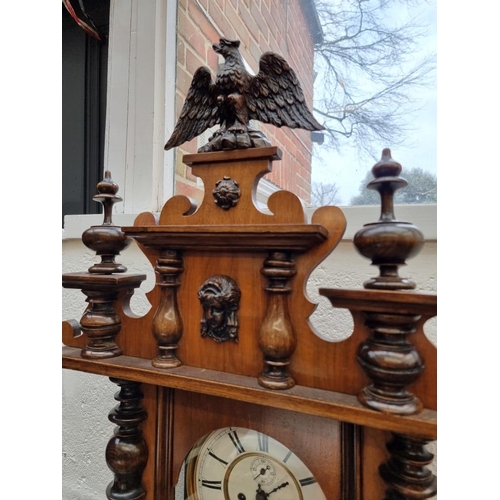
[208,450,228,466]
[299,476,317,487]
[228,429,245,454]
[201,479,222,490]
[258,432,269,452]
[283,450,293,463]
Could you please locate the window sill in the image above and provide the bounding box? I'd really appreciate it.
[63,204,436,242]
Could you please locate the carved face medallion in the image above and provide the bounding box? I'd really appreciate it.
[198,275,241,342]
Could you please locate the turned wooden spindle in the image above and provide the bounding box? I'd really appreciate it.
[82,170,131,274]
[380,433,437,500]
[75,278,141,358]
[357,310,424,415]
[106,378,148,500]
[350,149,433,414]
[62,171,146,358]
[353,149,424,290]
[151,249,184,368]
[258,251,297,389]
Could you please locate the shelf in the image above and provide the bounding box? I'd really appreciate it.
[62,346,436,439]
[320,288,437,315]
[121,224,329,252]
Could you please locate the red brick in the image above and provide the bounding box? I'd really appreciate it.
[176,66,194,96]
[186,47,207,76]
[225,2,250,48]
[238,2,259,42]
[187,1,220,44]
[261,2,278,38]
[208,1,236,40]
[177,38,186,67]
[175,178,204,206]
[250,2,268,41]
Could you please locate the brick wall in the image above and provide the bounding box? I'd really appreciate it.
[174,0,318,204]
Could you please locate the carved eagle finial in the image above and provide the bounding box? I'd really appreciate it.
[165,38,323,152]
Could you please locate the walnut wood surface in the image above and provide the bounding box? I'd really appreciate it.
[63,148,437,500]
[121,224,329,252]
[106,378,148,500]
[62,346,436,439]
[170,391,341,498]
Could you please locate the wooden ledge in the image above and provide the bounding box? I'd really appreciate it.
[62,346,436,439]
[182,146,282,165]
[319,288,437,315]
[122,224,329,252]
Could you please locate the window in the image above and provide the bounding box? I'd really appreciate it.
[62,1,110,225]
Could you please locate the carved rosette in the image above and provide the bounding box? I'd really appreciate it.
[380,433,437,499]
[213,176,241,210]
[258,252,297,389]
[106,378,148,500]
[151,249,184,368]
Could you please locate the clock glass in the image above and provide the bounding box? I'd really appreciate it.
[183,427,327,500]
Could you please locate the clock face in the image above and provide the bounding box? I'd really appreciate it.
[184,427,327,500]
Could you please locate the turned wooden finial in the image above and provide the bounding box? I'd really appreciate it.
[62,171,146,359]
[353,149,424,290]
[82,170,131,274]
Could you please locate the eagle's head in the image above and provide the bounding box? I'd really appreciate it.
[212,38,241,58]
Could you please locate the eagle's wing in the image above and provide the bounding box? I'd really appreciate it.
[164,67,220,150]
[247,52,323,131]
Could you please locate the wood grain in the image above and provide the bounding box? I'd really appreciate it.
[62,346,436,439]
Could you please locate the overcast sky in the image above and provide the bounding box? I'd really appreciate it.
[311,0,437,205]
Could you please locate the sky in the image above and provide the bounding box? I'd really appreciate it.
[311,0,437,205]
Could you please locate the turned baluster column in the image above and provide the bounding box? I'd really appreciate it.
[258,251,297,389]
[357,310,424,415]
[151,249,184,368]
[379,433,437,500]
[62,171,145,358]
[106,378,148,500]
[353,149,429,414]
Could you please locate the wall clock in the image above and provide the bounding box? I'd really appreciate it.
[183,427,327,500]
[62,148,437,500]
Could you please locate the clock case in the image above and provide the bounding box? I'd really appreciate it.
[62,147,437,500]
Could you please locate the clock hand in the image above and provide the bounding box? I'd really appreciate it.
[265,482,289,497]
[253,465,271,481]
[255,484,267,500]
[255,482,289,499]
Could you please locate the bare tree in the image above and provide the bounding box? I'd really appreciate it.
[313,0,436,157]
[350,167,437,205]
[311,182,342,206]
